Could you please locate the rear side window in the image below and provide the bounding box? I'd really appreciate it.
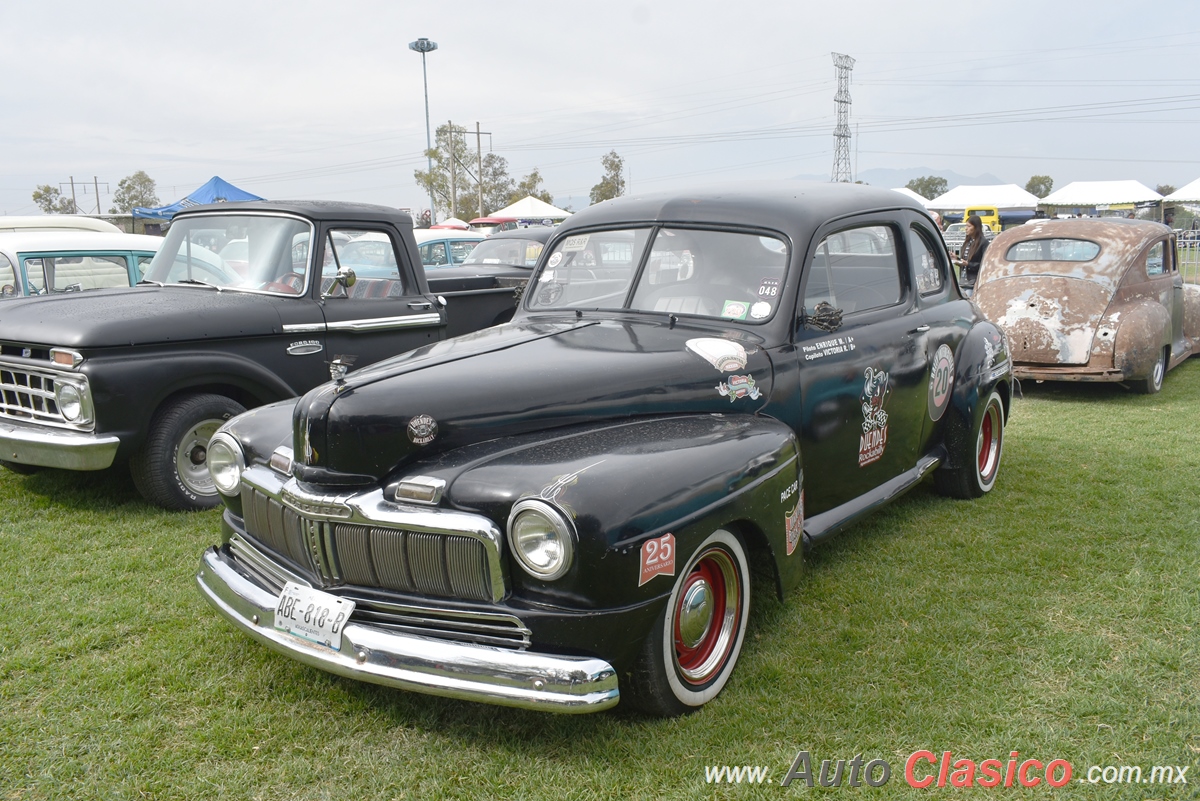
[1006,239,1100,262]
[0,254,16,295]
[908,226,945,295]
[1146,242,1165,276]
[805,225,902,314]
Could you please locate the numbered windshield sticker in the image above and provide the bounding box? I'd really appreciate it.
[757,277,780,299]
[928,344,955,421]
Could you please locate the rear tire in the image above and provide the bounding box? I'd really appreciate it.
[626,529,751,717]
[934,389,1004,499]
[130,394,244,511]
[1134,347,1167,394]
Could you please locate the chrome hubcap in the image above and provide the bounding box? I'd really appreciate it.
[176,419,223,495]
[677,580,713,649]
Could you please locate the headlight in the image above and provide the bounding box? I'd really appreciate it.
[55,382,84,422]
[507,499,575,580]
[206,432,245,496]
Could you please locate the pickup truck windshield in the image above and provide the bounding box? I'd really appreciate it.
[528,227,788,322]
[143,214,313,295]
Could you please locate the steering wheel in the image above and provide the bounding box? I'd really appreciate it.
[262,272,305,294]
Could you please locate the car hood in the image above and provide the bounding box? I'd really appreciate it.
[0,286,288,348]
[293,317,774,481]
[973,274,1111,365]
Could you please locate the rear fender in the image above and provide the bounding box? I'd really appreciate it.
[435,414,804,608]
[1113,300,1169,379]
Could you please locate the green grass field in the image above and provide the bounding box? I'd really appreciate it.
[2,363,1198,800]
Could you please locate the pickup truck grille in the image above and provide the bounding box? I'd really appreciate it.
[0,365,65,424]
[240,486,495,603]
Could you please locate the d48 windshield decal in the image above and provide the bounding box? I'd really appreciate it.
[859,366,890,467]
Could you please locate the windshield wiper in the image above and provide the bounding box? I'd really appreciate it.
[173,279,222,291]
[136,279,163,287]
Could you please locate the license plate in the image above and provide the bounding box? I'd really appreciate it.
[273,582,355,651]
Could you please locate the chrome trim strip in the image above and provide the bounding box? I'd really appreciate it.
[198,548,619,713]
[0,418,118,470]
[325,313,442,332]
[281,322,326,334]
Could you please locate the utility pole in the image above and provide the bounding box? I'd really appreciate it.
[474,122,492,218]
[69,176,79,213]
[448,119,457,220]
[408,37,439,225]
[831,52,856,183]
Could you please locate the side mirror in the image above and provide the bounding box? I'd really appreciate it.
[337,266,356,289]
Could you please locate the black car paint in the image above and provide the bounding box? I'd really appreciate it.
[209,183,1011,696]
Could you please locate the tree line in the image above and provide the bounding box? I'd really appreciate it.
[413,123,624,222]
[32,171,159,214]
[905,174,1179,201]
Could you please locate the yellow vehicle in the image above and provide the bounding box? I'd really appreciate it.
[965,206,1001,233]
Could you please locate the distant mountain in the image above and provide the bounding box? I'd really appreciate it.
[792,167,1008,190]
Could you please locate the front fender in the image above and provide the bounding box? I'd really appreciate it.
[1113,300,1170,379]
[941,321,1011,471]
[84,350,300,455]
[430,414,803,609]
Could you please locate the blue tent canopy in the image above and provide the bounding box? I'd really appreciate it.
[132,176,263,220]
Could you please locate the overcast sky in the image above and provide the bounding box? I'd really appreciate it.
[3,1,1198,216]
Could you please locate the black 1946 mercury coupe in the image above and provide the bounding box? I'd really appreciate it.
[196,183,1013,715]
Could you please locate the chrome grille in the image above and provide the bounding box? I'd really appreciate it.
[241,486,494,603]
[0,366,63,424]
[226,533,528,650]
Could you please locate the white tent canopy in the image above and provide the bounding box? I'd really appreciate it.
[890,187,930,206]
[489,196,572,219]
[1040,180,1162,206]
[926,184,1041,211]
[1163,178,1200,203]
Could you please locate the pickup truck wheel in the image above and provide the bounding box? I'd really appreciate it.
[627,529,750,717]
[0,460,41,475]
[1134,347,1167,394]
[934,389,1004,499]
[131,394,245,511]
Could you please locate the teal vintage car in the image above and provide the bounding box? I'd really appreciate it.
[0,230,162,297]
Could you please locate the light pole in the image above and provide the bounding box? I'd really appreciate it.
[409,37,438,225]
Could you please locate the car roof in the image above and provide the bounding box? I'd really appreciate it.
[552,181,926,243]
[0,215,122,234]
[174,200,414,226]
[0,231,165,255]
[413,229,488,243]
[484,226,556,243]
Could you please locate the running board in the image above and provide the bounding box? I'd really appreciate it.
[802,451,944,548]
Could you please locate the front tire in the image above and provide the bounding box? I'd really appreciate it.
[130,394,244,511]
[627,529,751,716]
[934,389,1004,499]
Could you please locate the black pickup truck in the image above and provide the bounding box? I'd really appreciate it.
[0,201,525,510]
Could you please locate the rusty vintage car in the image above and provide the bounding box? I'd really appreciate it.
[973,218,1200,393]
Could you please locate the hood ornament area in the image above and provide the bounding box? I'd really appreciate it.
[329,354,358,389]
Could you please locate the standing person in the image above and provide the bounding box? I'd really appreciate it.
[953,214,989,289]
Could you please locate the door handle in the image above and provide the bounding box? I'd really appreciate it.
[911,324,930,333]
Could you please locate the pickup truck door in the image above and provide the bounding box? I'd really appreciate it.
[312,226,446,373]
[790,220,927,514]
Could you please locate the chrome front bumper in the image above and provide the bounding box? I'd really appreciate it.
[0,418,119,470]
[196,547,621,713]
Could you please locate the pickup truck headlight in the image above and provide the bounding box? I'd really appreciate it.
[507,499,575,580]
[55,382,84,422]
[206,433,245,496]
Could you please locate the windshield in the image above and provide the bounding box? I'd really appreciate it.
[462,237,545,268]
[527,227,788,322]
[144,214,312,294]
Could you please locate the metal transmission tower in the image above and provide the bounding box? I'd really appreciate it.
[830,52,856,183]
